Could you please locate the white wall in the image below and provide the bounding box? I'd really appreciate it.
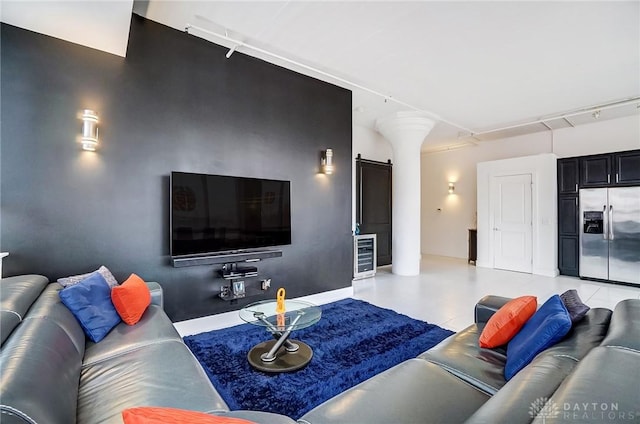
[421,131,553,258]
[553,114,640,158]
[352,124,393,230]
[476,153,558,277]
[421,114,640,259]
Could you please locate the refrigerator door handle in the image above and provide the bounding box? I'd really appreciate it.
[602,205,608,240]
[609,205,614,240]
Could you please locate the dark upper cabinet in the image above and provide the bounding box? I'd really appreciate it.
[558,158,579,194]
[579,150,640,188]
[580,155,611,187]
[614,150,640,185]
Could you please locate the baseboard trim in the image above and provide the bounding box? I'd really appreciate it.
[173,286,354,337]
[476,260,491,268]
[533,267,560,278]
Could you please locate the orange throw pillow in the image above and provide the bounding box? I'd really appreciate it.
[111,274,151,325]
[479,296,537,348]
[122,407,255,424]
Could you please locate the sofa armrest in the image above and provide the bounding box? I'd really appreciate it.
[474,295,511,325]
[145,281,163,309]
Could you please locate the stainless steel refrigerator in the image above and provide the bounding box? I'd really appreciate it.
[579,187,640,285]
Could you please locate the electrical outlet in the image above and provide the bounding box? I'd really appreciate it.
[261,279,271,290]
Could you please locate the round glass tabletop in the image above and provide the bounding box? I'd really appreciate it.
[239,299,322,331]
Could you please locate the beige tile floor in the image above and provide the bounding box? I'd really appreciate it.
[353,255,640,332]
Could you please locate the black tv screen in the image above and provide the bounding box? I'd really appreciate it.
[170,172,291,257]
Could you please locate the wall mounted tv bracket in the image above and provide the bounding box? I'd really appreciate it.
[219,262,265,301]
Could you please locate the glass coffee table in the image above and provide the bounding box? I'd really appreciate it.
[239,299,322,373]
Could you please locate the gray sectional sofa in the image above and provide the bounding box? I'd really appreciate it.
[299,295,640,424]
[2,274,639,424]
[0,275,295,424]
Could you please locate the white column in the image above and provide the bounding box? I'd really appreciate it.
[375,111,436,276]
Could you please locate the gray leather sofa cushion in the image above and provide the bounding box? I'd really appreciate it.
[145,281,164,308]
[0,274,49,345]
[0,275,49,315]
[465,354,579,424]
[78,339,228,424]
[418,324,508,395]
[600,299,640,351]
[299,358,490,424]
[465,307,613,423]
[474,295,511,324]
[419,306,612,398]
[534,346,640,424]
[218,410,298,424]
[0,318,83,424]
[83,305,182,366]
[21,283,87,355]
[0,311,21,347]
[539,307,611,360]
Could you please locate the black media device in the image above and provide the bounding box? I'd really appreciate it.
[170,171,291,257]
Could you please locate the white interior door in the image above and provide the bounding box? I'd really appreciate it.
[492,174,533,273]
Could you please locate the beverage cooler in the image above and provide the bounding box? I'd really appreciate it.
[579,187,640,285]
[353,234,377,280]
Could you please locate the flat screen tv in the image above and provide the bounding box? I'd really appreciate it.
[170,172,291,257]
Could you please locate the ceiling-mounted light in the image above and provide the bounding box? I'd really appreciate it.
[322,149,334,174]
[80,109,99,151]
[592,110,601,120]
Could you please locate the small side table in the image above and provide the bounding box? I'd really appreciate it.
[240,299,322,373]
[468,229,477,265]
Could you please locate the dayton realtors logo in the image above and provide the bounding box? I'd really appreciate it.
[562,402,637,421]
[529,397,561,423]
[529,398,639,422]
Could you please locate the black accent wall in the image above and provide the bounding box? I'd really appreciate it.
[0,15,353,322]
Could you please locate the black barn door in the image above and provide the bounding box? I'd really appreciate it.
[356,155,392,266]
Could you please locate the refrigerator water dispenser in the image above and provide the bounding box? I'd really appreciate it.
[583,211,604,234]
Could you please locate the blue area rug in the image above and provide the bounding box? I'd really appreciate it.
[184,298,454,420]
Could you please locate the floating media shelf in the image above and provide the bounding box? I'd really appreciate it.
[171,249,283,268]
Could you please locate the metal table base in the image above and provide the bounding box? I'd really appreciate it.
[247,339,313,373]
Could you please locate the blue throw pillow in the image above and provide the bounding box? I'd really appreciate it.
[504,295,572,380]
[59,273,121,342]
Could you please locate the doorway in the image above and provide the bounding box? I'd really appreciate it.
[491,173,533,273]
[355,155,393,266]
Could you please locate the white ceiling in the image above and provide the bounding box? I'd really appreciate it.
[135,1,640,150]
[1,1,133,57]
[3,1,639,150]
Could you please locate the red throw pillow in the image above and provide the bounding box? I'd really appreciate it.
[479,296,537,348]
[111,274,151,325]
[122,407,256,424]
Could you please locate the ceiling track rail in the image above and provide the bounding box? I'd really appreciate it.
[185,23,473,133]
[186,23,637,143]
[465,96,640,139]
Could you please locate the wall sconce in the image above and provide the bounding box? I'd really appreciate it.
[80,109,99,151]
[448,182,455,194]
[322,148,334,174]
